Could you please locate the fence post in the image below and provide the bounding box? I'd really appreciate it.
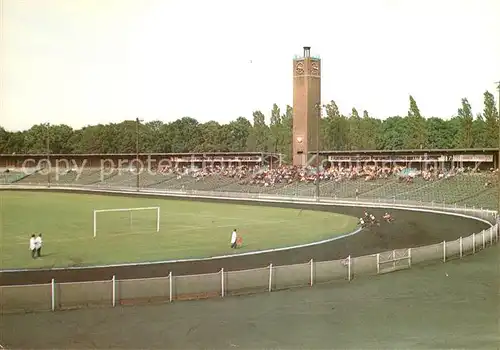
[268,264,273,292]
[169,271,173,302]
[482,231,485,249]
[443,241,446,262]
[347,255,352,281]
[408,248,412,268]
[459,237,463,258]
[221,268,224,298]
[376,253,380,274]
[310,259,313,287]
[51,278,55,311]
[112,275,116,307]
[490,227,493,245]
[472,234,476,254]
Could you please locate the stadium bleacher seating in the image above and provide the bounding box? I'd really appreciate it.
[0,170,28,184]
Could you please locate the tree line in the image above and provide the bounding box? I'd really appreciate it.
[0,91,498,162]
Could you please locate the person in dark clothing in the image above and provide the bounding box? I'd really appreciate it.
[35,233,43,257]
[29,234,36,259]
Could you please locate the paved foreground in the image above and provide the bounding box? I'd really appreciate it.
[1,244,499,349]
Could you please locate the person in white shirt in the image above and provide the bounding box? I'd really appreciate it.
[230,229,237,249]
[29,234,36,259]
[35,233,43,257]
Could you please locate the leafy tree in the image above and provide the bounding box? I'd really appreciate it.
[426,117,457,149]
[378,117,407,150]
[168,117,202,153]
[472,113,487,148]
[347,108,361,150]
[0,127,9,153]
[482,91,499,148]
[360,110,380,149]
[23,124,50,153]
[247,111,270,152]
[404,95,427,149]
[456,98,474,148]
[198,121,225,152]
[2,94,499,159]
[226,117,252,152]
[5,131,27,154]
[280,105,293,162]
[323,100,349,150]
[269,104,282,153]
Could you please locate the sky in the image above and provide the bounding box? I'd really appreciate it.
[1,0,499,132]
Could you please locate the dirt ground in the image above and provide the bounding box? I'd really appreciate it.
[0,197,489,285]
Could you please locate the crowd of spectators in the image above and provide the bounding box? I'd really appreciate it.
[2,161,496,191]
[151,163,493,188]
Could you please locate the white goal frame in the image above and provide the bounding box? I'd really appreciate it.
[93,206,160,237]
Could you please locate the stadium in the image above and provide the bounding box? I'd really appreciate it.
[1,25,499,347]
[1,149,498,276]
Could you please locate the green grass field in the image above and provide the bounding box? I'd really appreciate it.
[0,191,358,269]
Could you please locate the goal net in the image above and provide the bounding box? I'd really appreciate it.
[93,207,160,237]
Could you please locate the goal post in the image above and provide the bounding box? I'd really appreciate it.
[93,206,160,237]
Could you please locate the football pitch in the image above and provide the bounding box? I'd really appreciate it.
[0,191,358,269]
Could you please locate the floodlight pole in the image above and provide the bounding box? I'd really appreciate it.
[315,103,321,199]
[135,118,142,191]
[47,123,51,188]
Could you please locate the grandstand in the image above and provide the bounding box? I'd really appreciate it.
[1,149,498,210]
[319,148,497,170]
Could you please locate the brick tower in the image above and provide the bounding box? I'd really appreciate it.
[292,46,321,166]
